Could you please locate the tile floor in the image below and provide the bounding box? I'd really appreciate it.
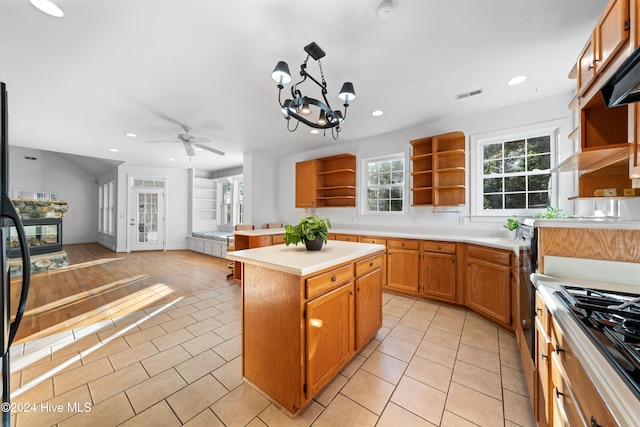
[8,286,536,426]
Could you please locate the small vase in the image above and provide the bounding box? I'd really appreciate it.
[304,237,324,251]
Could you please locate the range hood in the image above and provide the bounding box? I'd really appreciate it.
[601,45,640,107]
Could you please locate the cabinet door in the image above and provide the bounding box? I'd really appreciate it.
[359,237,387,285]
[595,0,630,73]
[355,268,382,350]
[422,252,456,302]
[466,258,511,327]
[306,282,354,398]
[387,247,420,294]
[535,318,552,425]
[577,34,596,95]
[296,160,317,208]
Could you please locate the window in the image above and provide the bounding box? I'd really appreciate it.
[98,181,115,235]
[220,175,244,226]
[471,122,560,216]
[363,154,406,214]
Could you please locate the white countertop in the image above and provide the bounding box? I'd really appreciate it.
[233,228,285,236]
[532,274,640,426]
[330,228,528,254]
[527,218,640,230]
[226,240,385,276]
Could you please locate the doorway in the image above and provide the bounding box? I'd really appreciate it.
[129,177,165,251]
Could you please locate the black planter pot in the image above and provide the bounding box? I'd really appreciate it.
[304,237,324,251]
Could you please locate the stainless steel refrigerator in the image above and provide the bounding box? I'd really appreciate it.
[1,81,31,426]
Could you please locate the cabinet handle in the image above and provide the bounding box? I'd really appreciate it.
[541,353,548,360]
[591,416,602,427]
[437,246,442,250]
[554,344,564,354]
[536,306,542,314]
[554,387,564,399]
[401,243,405,247]
[451,258,455,264]
[331,275,337,282]
[369,262,373,267]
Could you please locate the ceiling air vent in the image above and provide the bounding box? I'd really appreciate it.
[455,89,483,100]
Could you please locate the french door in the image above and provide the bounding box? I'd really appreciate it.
[129,188,164,251]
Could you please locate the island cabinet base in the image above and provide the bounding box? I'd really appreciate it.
[240,251,383,416]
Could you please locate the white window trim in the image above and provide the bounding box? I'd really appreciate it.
[469,119,569,217]
[359,151,409,216]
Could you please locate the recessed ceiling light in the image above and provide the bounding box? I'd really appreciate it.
[124,132,137,138]
[507,75,527,86]
[372,110,384,117]
[310,129,320,134]
[169,158,176,162]
[109,148,119,152]
[29,0,64,17]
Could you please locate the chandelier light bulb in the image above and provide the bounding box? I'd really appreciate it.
[300,103,312,115]
[317,110,327,126]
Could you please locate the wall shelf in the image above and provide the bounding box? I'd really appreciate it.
[296,153,357,208]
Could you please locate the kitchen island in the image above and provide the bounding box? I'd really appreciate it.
[226,240,385,415]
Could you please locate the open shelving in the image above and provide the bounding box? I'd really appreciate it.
[410,131,466,207]
[296,153,356,208]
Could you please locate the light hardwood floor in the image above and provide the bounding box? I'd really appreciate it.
[10,244,235,344]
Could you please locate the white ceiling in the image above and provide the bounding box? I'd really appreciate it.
[0,0,607,175]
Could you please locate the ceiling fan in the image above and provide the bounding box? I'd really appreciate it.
[146,125,225,157]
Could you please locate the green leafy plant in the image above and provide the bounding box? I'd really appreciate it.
[533,205,568,219]
[504,215,520,231]
[285,215,332,246]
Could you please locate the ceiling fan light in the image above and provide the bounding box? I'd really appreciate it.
[338,82,356,103]
[272,61,292,86]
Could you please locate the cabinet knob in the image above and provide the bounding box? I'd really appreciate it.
[437,246,441,250]
[590,416,602,427]
[369,262,373,267]
[401,243,405,247]
[331,275,337,282]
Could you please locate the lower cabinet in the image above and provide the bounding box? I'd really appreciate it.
[421,241,457,303]
[306,282,354,398]
[354,255,383,350]
[386,238,420,293]
[358,236,387,286]
[466,245,512,328]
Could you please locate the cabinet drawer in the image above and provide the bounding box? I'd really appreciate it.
[551,353,586,427]
[535,291,550,334]
[467,244,510,265]
[422,241,456,254]
[355,254,383,278]
[271,234,285,245]
[358,236,387,246]
[334,234,359,242]
[387,239,419,250]
[306,264,354,300]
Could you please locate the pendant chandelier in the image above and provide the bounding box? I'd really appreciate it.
[272,42,356,140]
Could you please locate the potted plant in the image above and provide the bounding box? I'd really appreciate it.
[504,215,519,239]
[285,215,332,251]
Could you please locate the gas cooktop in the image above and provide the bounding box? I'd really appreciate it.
[555,286,640,399]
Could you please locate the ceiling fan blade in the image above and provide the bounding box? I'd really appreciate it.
[183,142,196,157]
[193,143,225,156]
[189,136,211,143]
[146,139,178,143]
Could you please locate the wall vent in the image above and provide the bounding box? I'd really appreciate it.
[24,156,37,160]
[455,89,483,100]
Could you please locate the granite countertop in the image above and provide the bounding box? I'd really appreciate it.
[532,274,640,426]
[226,240,385,276]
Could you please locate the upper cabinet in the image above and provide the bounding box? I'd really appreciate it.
[557,0,640,193]
[295,153,356,208]
[410,131,466,207]
[578,0,630,96]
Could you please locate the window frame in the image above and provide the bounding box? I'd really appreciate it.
[470,120,564,217]
[98,180,115,236]
[359,151,409,216]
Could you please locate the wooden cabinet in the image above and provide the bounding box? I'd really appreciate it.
[386,239,420,293]
[334,233,359,242]
[465,245,512,328]
[420,241,457,303]
[359,236,387,286]
[533,291,618,427]
[354,254,383,350]
[577,0,629,96]
[240,248,383,415]
[296,160,316,208]
[410,131,466,207]
[295,154,356,208]
[306,281,354,397]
